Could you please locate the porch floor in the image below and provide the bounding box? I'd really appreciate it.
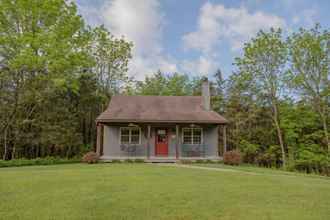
[100,156,222,163]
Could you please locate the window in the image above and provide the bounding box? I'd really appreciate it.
[182,128,203,144]
[120,127,141,144]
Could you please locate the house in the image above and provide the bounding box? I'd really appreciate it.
[95,79,228,161]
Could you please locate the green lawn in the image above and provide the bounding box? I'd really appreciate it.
[0,164,329,220]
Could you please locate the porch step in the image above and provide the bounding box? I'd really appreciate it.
[146,159,178,163]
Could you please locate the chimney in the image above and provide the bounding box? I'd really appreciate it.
[202,78,210,110]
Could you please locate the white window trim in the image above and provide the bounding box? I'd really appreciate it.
[119,127,141,145]
[182,127,203,145]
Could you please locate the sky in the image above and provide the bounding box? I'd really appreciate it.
[76,0,330,80]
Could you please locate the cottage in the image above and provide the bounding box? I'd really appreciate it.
[96,79,228,161]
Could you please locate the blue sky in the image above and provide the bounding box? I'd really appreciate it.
[76,0,330,79]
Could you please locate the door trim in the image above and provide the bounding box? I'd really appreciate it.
[155,128,169,156]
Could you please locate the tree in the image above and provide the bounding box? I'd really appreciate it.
[136,71,192,96]
[91,25,132,101]
[212,69,226,113]
[0,0,132,159]
[235,28,288,167]
[288,24,330,153]
[0,0,92,159]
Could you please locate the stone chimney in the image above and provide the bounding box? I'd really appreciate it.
[202,78,210,111]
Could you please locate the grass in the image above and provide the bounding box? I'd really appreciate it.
[191,162,325,177]
[0,163,329,220]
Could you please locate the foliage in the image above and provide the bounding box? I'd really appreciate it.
[235,28,288,166]
[223,150,242,165]
[239,140,259,163]
[135,71,193,96]
[0,157,80,168]
[294,144,329,175]
[256,145,282,168]
[0,0,132,160]
[82,151,99,164]
[287,24,330,152]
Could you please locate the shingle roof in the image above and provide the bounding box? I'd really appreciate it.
[96,95,228,124]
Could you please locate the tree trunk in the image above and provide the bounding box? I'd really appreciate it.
[3,128,8,160]
[11,144,16,159]
[274,119,286,167]
[273,103,286,168]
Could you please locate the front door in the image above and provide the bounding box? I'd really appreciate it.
[155,128,168,156]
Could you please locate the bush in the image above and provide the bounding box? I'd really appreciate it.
[293,147,329,176]
[239,140,259,163]
[179,159,193,164]
[0,157,80,168]
[223,150,242,166]
[82,152,99,164]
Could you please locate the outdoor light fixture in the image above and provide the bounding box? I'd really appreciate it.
[128,123,138,127]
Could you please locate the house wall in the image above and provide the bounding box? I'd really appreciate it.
[101,124,219,159]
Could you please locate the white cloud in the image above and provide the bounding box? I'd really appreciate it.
[181,56,216,76]
[183,2,286,52]
[301,8,318,27]
[181,2,286,77]
[79,0,177,79]
[102,0,178,79]
[292,15,300,24]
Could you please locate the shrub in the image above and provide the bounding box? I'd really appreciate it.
[0,157,80,168]
[195,159,207,163]
[239,140,259,163]
[179,159,193,164]
[293,146,329,176]
[82,152,99,164]
[134,159,145,163]
[223,150,242,166]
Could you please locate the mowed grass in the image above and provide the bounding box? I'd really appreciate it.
[0,164,329,220]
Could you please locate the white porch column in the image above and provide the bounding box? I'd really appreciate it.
[175,125,179,159]
[147,125,151,159]
[96,123,103,156]
[223,125,227,153]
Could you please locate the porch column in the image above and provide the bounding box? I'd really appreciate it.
[175,125,179,159]
[223,125,227,153]
[96,123,103,156]
[147,125,151,159]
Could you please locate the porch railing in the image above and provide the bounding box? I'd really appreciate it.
[119,144,208,158]
[120,144,146,157]
[181,144,206,157]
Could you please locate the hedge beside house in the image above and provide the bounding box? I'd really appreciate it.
[0,157,81,168]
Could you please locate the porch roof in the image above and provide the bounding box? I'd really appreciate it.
[96,95,228,124]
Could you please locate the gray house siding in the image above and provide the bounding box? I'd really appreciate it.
[101,124,219,159]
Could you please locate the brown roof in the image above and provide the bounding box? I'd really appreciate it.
[96,95,228,124]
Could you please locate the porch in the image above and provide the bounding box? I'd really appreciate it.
[96,122,227,161]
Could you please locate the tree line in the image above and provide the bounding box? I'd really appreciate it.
[0,0,132,159]
[0,0,329,174]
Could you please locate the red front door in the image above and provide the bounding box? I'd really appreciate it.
[155,128,168,156]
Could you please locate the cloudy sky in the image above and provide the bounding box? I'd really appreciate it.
[76,0,330,79]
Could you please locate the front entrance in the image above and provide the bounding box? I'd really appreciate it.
[155,128,168,156]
